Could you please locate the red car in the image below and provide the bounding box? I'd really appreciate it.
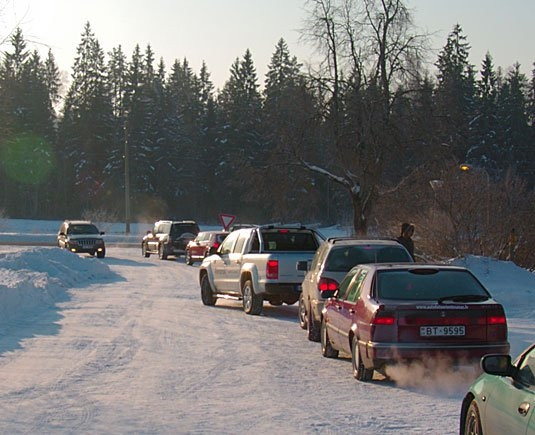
[185,231,228,265]
[321,263,510,381]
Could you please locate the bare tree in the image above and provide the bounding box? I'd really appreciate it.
[298,0,428,234]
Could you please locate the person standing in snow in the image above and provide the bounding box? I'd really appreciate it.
[397,222,415,261]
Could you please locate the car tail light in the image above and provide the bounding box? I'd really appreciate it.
[266,260,279,279]
[370,306,396,341]
[318,277,339,292]
[488,315,506,324]
[372,316,395,325]
[486,308,508,341]
[212,242,220,249]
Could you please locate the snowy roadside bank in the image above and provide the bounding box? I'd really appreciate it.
[0,247,120,325]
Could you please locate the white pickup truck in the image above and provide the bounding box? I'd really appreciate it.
[198,225,324,315]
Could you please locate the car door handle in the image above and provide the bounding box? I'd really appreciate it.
[518,402,530,416]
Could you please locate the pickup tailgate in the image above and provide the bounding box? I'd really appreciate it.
[270,252,315,283]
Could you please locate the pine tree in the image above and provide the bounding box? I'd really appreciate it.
[0,28,58,217]
[261,38,321,221]
[217,49,266,219]
[496,63,530,179]
[59,22,114,214]
[435,24,477,160]
[467,53,500,172]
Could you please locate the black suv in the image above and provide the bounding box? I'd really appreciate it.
[142,220,200,260]
[57,220,106,258]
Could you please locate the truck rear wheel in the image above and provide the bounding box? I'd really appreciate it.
[242,280,262,315]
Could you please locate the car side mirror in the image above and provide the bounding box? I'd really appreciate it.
[297,260,309,272]
[481,354,516,377]
[100,231,105,235]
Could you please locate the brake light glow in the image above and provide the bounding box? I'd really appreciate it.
[266,260,279,279]
[279,229,289,233]
[488,315,506,324]
[372,316,395,325]
[318,277,338,292]
[212,242,220,249]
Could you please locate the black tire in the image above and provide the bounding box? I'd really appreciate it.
[142,243,150,258]
[351,336,373,381]
[158,244,168,260]
[307,309,321,342]
[96,250,105,259]
[298,295,307,330]
[321,318,338,358]
[200,275,217,306]
[185,251,193,265]
[463,400,483,435]
[242,280,263,315]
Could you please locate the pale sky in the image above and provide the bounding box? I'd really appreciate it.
[1,0,534,90]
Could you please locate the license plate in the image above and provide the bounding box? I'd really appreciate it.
[420,325,465,337]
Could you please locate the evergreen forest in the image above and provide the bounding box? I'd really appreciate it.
[1,1,535,264]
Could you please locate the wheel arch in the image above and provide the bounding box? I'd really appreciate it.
[240,264,259,295]
[199,267,215,290]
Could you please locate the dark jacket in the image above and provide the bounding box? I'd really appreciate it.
[397,236,415,260]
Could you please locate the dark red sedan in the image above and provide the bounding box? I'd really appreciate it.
[185,231,228,265]
[321,264,510,381]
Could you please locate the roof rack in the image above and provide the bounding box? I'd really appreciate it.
[327,236,399,244]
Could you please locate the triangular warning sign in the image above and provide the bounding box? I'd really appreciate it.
[219,213,236,230]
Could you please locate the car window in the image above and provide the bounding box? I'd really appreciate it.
[216,234,227,243]
[249,231,260,253]
[219,231,239,255]
[67,224,99,235]
[345,270,368,302]
[517,346,535,390]
[311,244,328,271]
[376,269,489,301]
[261,230,318,252]
[336,268,360,299]
[233,234,248,254]
[170,223,198,236]
[325,245,412,272]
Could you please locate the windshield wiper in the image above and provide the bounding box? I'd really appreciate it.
[438,294,489,304]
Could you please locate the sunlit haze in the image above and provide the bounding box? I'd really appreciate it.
[1,0,534,90]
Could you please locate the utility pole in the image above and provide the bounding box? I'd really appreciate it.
[124,122,131,235]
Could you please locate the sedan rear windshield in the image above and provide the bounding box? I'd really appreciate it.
[261,230,319,252]
[376,269,489,301]
[325,245,412,272]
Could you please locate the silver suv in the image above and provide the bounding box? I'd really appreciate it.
[298,238,413,341]
[57,220,106,258]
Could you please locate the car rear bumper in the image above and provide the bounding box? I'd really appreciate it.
[263,283,301,303]
[364,341,511,367]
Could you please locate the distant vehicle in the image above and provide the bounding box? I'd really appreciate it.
[185,231,228,265]
[57,220,106,258]
[321,263,510,381]
[199,224,324,315]
[460,342,535,435]
[142,220,199,260]
[298,238,413,342]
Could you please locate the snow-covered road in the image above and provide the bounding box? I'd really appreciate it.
[0,247,523,433]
